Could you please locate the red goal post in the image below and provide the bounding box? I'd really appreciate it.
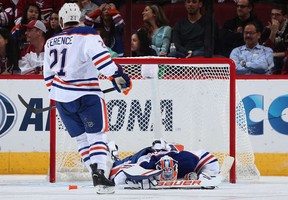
[49,57,259,183]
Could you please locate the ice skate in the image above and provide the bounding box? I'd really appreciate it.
[91,164,115,194]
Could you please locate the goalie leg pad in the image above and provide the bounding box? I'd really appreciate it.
[123,165,162,182]
[124,176,158,190]
[121,165,162,189]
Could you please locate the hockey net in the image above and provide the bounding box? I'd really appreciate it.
[49,57,260,183]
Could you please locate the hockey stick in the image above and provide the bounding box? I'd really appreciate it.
[18,94,56,114]
[18,87,115,114]
[102,87,115,94]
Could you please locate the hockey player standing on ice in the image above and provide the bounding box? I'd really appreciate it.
[43,3,132,194]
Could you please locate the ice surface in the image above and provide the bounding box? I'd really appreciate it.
[0,175,288,200]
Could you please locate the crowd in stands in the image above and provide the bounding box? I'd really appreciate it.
[0,0,287,75]
[84,2,125,56]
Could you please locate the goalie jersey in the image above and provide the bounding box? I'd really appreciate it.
[43,26,118,102]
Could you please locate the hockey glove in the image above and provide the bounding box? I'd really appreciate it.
[109,65,132,95]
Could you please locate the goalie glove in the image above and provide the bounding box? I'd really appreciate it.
[109,65,132,95]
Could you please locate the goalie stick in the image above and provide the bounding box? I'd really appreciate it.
[18,87,115,114]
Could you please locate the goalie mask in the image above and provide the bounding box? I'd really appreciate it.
[156,155,178,181]
[58,3,81,29]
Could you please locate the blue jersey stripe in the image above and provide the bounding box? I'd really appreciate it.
[44,75,54,81]
[98,60,113,70]
[64,77,99,83]
[90,152,107,157]
[92,51,109,61]
[78,146,90,152]
[52,83,102,92]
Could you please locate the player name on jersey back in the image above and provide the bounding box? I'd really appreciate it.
[47,36,73,47]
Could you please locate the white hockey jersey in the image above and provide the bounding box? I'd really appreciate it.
[43,26,118,102]
[192,149,220,176]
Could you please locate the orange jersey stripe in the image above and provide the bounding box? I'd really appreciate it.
[80,151,89,157]
[110,167,121,177]
[94,55,110,66]
[46,82,52,87]
[101,98,109,132]
[195,154,214,173]
[53,77,99,87]
[90,146,107,151]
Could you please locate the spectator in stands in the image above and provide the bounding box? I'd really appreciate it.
[0,28,19,74]
[220,0,264,58]
[18,20,46,74]
[262,3,287,74]
[46,11,61,39]
[11,3,42,58]
[98,28,118,57]
[84,2,125,56]
[168,0,219,58]
[78,0,98,22]
[14,0,65,25]
[142,4,172,57]
[131,28,157,57]
[0,1,15,30]
[230,22,274,75]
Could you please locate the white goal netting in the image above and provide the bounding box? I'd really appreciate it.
[49,58,260,183]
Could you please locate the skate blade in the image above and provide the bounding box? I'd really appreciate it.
[95,185,115,194]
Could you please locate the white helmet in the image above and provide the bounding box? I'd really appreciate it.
[58,3,81,28]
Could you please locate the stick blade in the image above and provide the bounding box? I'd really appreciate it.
[17,94,36,112]
[18,94,56,114]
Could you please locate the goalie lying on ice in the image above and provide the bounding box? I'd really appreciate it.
[108,140,220,186]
